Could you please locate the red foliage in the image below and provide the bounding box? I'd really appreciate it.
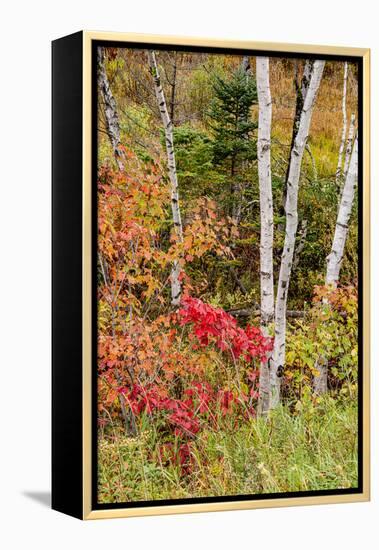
[217,389,234,415]
[119,379,257,435]
[99,286,269,474]
[118,384,200,437]
[158,442,194,474]
[178,296,273,362]
[117,377,259,474]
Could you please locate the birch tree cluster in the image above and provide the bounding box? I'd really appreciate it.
[96,46,360,501]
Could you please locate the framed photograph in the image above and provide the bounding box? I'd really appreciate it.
[52,31,370,520]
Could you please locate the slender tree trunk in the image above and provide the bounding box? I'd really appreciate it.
[281,60,313,214]
[241,55,251,74]
[336,62,348,184]
[270,60,325,409]
[326,138,358,286]
[147,50,184,306]
[98,47,135,432]
[97,47,125,171]
[256,57,274,415]
[312,355,328,395]
[343,113,356,181]
[169,53,177,125]
[314,137,358,394]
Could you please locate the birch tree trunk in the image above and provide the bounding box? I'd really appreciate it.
[282,61,313,204]
[343,113,356,181]
[270,60,325,409]
[241,55,251,75]
[147,50,184,306]
[326,138,358,286]
[97,47,125,171]
[336,62,348,183]
[169,53,178,125]
[314,138,358,394]
[256,57,274,415]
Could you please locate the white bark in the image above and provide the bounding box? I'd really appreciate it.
[326,138,358,286]
[313,355,328,395]
[343,113,356,181]
[301,61,313,97]
[314,137,358,394]
[270,60,325,409]
[256,57,274,415]
[241,55,251,74]
[282,60,313,217]
[97,47,124,171]
[336,62,348,182]
[147,50,184,306]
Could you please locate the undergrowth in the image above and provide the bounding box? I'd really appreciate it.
[98,394,358,503]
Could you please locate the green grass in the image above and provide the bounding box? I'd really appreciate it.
[98,395,358,503]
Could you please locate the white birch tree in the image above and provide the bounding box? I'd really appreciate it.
[270,60,325,409]
[280,60,313,225]
[97,47,125,171]
[313,137,358,394]
[326,138,358,286]
[336,62,348,183]
[147,50,184,306]
[241,55,251,74]
[256,56,274,415]
[343,113,356,181]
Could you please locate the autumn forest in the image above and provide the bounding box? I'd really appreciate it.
[96,46,359,503]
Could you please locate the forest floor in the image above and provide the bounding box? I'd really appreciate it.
[98,395,358,503]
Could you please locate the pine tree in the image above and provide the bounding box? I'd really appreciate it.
[208,67,258,174]
[207,67,258,219]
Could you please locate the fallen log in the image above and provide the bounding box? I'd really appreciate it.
[227,307,347,320]
[227,307,305,319]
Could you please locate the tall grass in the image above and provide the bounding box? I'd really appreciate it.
[98,395,358,503]
[268,59,358,178]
